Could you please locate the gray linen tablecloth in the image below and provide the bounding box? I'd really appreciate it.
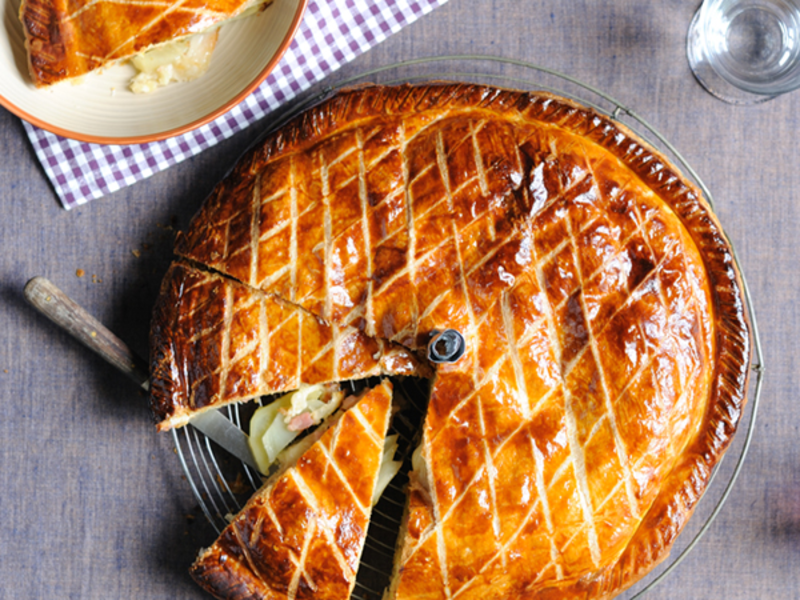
[1,1,797,598]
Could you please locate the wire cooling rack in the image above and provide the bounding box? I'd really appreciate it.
[172,56,765,600]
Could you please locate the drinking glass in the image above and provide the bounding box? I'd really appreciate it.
[687,0,800,103]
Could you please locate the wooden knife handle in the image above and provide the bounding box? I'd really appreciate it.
[24,276,150,389]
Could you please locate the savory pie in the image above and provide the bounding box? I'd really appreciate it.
[191,380,395,600]
[151,83,750,599]
[18,0,271,90]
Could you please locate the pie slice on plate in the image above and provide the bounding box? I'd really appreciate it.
[19,0,271,89]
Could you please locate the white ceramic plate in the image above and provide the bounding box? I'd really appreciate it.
[0,0,307,143]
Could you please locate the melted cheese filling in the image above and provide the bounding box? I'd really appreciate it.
[130,30,219,94]
[373,434,402,506]
[247,384,343,474]
[128,2,268,93]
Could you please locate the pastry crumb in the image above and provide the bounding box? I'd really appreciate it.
[132,249,141,258]
[76,269,85,278]
[228,472,248,494]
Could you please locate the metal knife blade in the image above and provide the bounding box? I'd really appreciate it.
[184,411,260,472]
[24,276,260,472]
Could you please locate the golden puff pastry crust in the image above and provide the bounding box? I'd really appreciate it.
[190,380,394,600]
[150,261,425,430]
[18,0,266,87]
[162,83,749,599]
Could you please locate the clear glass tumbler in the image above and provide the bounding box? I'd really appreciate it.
[687,0,800,103]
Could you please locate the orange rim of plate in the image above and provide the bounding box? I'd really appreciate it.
[0,0,309,146]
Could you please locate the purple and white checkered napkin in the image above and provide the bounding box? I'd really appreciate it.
[23,0,448,210]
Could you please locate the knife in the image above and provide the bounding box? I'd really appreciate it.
[23,276,260,472]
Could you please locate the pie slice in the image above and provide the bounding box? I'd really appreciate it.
[18,0,270,88]
[156,83,750,599]
[190,380,394,600]
[150,261,426,430]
